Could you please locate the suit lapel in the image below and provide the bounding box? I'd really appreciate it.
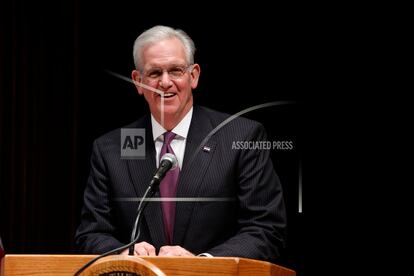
[173,106,217,245]
[127,116,166,248]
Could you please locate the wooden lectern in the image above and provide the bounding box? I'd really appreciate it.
[1,254,296,275]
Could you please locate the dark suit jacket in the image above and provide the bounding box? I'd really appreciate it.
[75,105,286,262]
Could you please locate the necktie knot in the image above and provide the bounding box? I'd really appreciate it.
[163,132,176,146]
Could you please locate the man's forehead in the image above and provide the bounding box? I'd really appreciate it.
[141,38,186,62]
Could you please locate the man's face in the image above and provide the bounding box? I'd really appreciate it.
[132,37,200,125]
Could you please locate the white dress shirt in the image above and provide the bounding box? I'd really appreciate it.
[151,107,193,169]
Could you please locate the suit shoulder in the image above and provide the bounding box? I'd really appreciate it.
[94,116,148,145]
[197,105,264,130]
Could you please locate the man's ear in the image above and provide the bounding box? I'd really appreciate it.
[190,64,201,89]
[131,70,144,95]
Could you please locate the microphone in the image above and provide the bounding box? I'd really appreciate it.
[150,153,178,187]
[128,153,178,255]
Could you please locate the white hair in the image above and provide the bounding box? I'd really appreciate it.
[133,25,196,70]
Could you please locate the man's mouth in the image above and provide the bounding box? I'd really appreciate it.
[160,92,176,99]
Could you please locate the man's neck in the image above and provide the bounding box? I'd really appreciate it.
[152,107,193,131]
[160,118,179,131]
[151,107,193,142]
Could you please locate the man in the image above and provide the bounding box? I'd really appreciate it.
[75,25,286,262]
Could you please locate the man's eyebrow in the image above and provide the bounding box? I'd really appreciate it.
[147,63,187,69]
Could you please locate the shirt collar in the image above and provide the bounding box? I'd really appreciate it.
[151,107,193,141]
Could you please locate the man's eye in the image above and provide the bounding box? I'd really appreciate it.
[169,68,184,76]
[148,70,162,78]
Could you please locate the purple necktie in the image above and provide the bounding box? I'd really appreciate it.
[159,131,180,244]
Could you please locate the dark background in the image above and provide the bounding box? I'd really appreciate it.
[1,1,307,274]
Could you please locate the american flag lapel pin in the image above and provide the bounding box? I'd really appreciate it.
[203,145,211,152]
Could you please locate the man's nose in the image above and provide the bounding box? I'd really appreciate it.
[159,71,172,88]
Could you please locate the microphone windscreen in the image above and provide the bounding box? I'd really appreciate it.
[160,153,178,169]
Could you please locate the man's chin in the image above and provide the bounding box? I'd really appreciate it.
[156,106,179,117]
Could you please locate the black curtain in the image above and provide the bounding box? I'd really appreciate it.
[0,0,80,253]
[1,0,304,273]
